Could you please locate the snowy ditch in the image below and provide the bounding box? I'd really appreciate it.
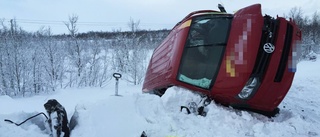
[0,56,320,137]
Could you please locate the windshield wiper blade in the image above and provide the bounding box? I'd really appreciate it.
[196,43,226,47]
[187,42,227,48]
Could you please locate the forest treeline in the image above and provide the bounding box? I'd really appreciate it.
[287,7,320,58]
[0,16,169,97]
[0,7,319,97]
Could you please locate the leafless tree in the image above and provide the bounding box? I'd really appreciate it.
[64,14,78,38]
[310,11,320,45]
[289,7,304,29]
[124,18,148,85]
[128,17,140,32]
[64,14,88,87]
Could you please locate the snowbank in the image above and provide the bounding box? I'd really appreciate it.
[0,58,320,137]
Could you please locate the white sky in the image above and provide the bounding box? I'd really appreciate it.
[0,0,319,34]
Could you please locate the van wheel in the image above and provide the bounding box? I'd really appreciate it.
[151,88,167,97]
[262,107,280,117]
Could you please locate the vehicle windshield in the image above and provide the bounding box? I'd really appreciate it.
[178,15,232,89]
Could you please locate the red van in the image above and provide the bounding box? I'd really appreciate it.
[142,4,301,115]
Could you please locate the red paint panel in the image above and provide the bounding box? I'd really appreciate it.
[213,4,263,95]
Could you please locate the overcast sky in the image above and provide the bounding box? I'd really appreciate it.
[0,0,319,34]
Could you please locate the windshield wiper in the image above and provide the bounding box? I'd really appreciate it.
[192,43,227,47]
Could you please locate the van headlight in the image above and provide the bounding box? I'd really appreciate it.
[238,77,260,99]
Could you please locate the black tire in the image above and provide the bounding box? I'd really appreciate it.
[148,88,167,97]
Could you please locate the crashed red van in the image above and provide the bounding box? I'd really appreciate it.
[142,4,301,115]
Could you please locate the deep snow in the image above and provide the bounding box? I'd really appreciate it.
[0,56,320,137]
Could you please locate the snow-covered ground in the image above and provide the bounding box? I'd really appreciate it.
[0,56,320,137]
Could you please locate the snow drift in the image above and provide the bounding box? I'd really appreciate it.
[0,55,320,137]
